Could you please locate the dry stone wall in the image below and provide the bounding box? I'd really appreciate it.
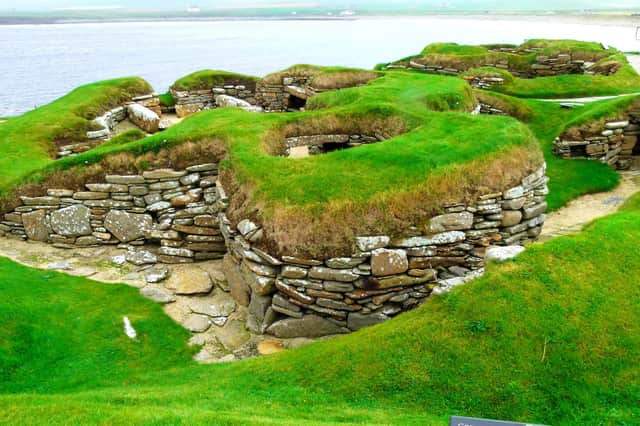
[220,165,548,338]
[59,95,161,158]
[553,107,640,169]
[1,156,548,337]
[171,83,257,118]
[0,163,227,264]
[404,49,616,80]
[256,76,315,112]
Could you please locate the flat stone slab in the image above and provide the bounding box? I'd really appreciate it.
[50,205,92,237]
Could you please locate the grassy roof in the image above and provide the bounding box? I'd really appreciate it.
[171,70,259,91]
[0,77,151,192]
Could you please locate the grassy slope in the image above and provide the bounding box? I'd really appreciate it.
[2,192,640,424]
[171,70,259,91]
[0,78,151,193]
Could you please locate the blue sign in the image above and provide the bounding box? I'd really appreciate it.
[450,416,545,426]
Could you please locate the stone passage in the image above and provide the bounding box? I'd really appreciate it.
[553,106,640,169]
[221,165,548,338]
[1,163,226,264]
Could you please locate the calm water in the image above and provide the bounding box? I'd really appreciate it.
[1,17,639,117]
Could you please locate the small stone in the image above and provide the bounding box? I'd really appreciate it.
[356,236,390,252]
[266,315,349,338]
[183,314,211,332]
[140,285,175,303]
[125,250,158,266]
[46,261,72,271]
[428,212,474,233]
[111,254,127,266]
[501,210,523,227]
[486,245,525,262]
[145,266,170,283]
[347,312,389,331]
[309,267,359,282]
[280,265,308,279]
[391,231,465,248]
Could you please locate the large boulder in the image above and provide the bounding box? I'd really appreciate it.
[266,315,349,338]
[50,205,92,237]
[104,210,153,243]
[22,210,51,241]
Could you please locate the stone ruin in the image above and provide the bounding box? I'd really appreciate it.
[60,94,163,158]
[395,45,619,80]
[1,159,548,338]
[553,105,640,169]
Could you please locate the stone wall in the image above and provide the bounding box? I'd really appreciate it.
[255,76,315,113]
[284,133,385,157]
[59,95,161,158]
[220,165,548,338]
[0,163,227,264]
[171,83,257,118]
[404,50,617,80]
[553,107,640,169]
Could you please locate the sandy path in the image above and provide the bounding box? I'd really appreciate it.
[540,170,640,242]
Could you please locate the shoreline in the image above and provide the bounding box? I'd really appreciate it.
[1,13,639,27]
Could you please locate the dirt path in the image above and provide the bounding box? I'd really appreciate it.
[540,170,640,242]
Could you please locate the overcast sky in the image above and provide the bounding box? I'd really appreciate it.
[3,0,639,11]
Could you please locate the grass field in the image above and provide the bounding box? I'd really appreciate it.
[2,39,640,425]
[2,191,640,424]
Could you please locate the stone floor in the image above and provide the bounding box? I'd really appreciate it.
[0,237,325,363]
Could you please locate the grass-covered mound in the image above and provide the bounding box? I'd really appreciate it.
[2,191,640,424]
[390,39,640,99]
[0,77,151,192]
[262,64,379,89]
[1,71,543,257]
[170,70,259,91]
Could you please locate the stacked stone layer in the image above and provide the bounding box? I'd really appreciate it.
[1,164,226,264]
[2,159,548,337]
[553,108,640,169]
[402,49,616,79]
[59,94,161,158]
[221,165,548,337]
[171,82,257,118]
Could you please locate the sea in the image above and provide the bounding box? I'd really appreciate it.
[1,16,639,117]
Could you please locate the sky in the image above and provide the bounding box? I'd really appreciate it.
[2,0,639,12]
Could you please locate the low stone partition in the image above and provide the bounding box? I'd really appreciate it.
[58,95,161,158]
[0,163,227,264]
[171,83,257,118]
[256,76,315,113]
[477,103,508,116]
[221,165,548,338]
[553,108,640,169]
[284,133,384,157]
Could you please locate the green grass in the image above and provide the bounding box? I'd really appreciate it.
[2,190,640,424]
[158,91,175,107]
[21,72,535,210]
[494,64,640,98]
[397,39,640,99]
[0,77,151,193]
[171,70,259,91]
